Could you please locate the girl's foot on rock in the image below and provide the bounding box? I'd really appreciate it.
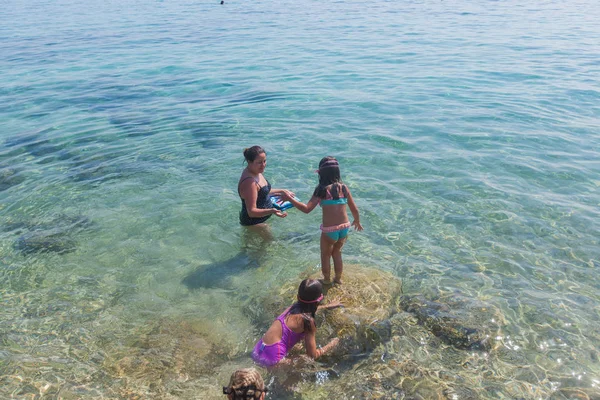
[333,277,343,285]
[320,278,333,286]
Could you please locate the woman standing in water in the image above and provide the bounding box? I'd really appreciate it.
[238,146,289,236]
[181,146,286,289]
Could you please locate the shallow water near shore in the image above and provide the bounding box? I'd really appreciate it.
[1,0,600,398]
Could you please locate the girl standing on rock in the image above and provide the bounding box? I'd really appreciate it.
[280,156,363,284]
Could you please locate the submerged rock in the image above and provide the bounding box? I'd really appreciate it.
[551,387,600,400]
[274,267,482,399]
[102,316,249,399]
[320,265,402,354]
[256,264,403,361]
[1,218,28,233]
[108,319,216,378]
[12,214,94,255]
[399,294,496,351]
[15,230,77,255]
[251,264,403,396]
[99,264,506,399]
[0,167,26,192]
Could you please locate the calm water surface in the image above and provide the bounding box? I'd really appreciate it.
[1,0,600,398]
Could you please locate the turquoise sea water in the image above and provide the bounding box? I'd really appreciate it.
[1,0,600,398]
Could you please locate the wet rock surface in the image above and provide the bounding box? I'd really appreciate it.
[105,319,220,383]
[256,264,402,352]
[399,294,499,351]
[0,166,26,192]
[10,214,94,255]
[4,260,592,400]
[259,266,512,399]
[15,230,78,254]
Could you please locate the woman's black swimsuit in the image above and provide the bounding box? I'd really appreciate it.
[239,177,273,226]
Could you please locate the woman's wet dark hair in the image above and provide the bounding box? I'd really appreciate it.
[243,146,266,164]
[313,156,348,199]
[289,279,323,333]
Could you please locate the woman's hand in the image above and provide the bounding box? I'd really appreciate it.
[352,220,363,231]
[280,189,295,201]
[273,209,288,218]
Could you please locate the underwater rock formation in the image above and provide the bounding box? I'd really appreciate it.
[0,167,26,191]
[106,319,219,381]
[399,294,496,351]
[15,230,78,255]
[101,315,255,399]
[257,265,501,356]
[258,264,402,354]
[12,214,94,255]
[320,265,402,355]
[259,266,507,398]
[249,264,405,398]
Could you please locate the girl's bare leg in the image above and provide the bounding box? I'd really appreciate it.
[320,233,336,283]
[332,238,346,284]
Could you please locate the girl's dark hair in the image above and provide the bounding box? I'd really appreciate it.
[243,146,266,164]
[289,279,323,333]
[313,156,348,199]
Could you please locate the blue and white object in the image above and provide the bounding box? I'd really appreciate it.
[270,196,298,211]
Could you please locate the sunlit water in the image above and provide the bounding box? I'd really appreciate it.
[1,0,599,398]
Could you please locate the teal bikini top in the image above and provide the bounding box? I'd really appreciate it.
[320,198,348,206]
[319,184,348,206]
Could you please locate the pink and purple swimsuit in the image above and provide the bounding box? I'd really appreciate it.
[252,308,305,367]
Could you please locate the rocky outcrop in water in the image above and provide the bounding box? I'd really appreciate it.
[256,264,402,355]
[15,230,78,255]
[399,294,494,351]
[0,167,26,192]
[67,264,509,399]
[10,214,94,255]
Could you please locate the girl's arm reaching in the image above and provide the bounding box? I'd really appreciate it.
[346,189,363,231]
[304,320,340,359]
[281,190,319,214]
[269,188,295,197]
[318,300,343,311]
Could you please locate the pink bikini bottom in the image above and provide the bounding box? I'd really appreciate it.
[320,222,351,241]
[320,222,351,233]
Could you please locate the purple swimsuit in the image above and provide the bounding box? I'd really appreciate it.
[252,307,305,366]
